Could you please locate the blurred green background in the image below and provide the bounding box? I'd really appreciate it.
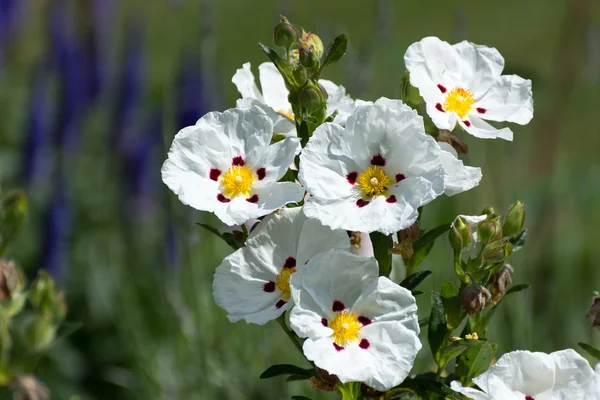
[0,0,599,398]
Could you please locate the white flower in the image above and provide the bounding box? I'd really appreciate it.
[299,98,445,235]
[212,207,349,325]
[438,142,482,196]
[289,249,421,391]
[232,62,356,134]
[161,106,304,226]
[451,349,597,400]
[405,36,533,141]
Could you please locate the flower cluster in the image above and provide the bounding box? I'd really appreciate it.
[162,18,599,398]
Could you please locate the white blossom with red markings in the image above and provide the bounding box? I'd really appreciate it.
[212,207,349,325]
[405,36,533,141]
[289,249,421,391]
[437,142,482,196]
[451,349,598,400]
[232,62,357,135]
[298,98,445,235]
[161,106,304,226]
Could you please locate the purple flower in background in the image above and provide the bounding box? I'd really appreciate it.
[176,58,208,128]
[42,180,72,278]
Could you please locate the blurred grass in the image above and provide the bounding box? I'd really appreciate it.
[0,0,599,398]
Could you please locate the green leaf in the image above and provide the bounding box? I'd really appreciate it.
[400,271,432,291]
[399,379,467,399]
[196,223,240,249]
[324,110,339,123]
[439,341,474,365]
[456,341,494,379]
[579,343,600,361]
[320,34,348,70]
[291,397,312,400]
[339,382,361,400]
[260,364,315,379]
[428,292,447,363]
[412,290,424,296]
[510,228,527,252]
[504,284,531,298]
[413,223,451,253]
[403,241,434,271]
[473,284,530,333]
[370,232,393,277]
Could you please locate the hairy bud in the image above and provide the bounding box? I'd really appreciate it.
[0,260,23,302]
[300,82,324,113]
[586,296,600,329]
[461,284,492,315]
[299,46,320,70]
[300,30,324,59]
[273,16,298,49]
[489,264,514,304]
[476,217,501,246]
[449,216,471,250]
[503,201,525,237]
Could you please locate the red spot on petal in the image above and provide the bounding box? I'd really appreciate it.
[437,84,447,93]
[232,156,245,166]
[525,397,535,400]
[321,318,328,327]
[217,194,230,203]
[283,257,296,269]
[476,107,486,114]
[386,195,397,204]
[263,281,275,292]
[209,168,221,181]
[463,120,471,127]
[435,103,445,112]
[346,171,358,185]
[256,168,266,180]
[395,173,406,183]
[359,339,370,349]
[333,343,344,351]
[356,199,370,208]
[358,316,372,326]
[370,153,386,166]
[332,300,345,312]
[275,300,286,309]
[246,194,259,203]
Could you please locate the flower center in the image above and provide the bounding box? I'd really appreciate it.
[220,165,255,199]
[444,87,475,119]
[278,109,294,120]
[329,311,362,346]
[275,267,296,301]
[356,166,391,197]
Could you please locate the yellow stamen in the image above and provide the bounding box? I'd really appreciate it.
[465,332,479,340]
[329,311,362,346]
[443,87,475,119]
[220,165,255,199]
[276,267,296,301]
[278,109,294,120]
[356,166,391,197]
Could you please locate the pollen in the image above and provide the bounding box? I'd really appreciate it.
[329,311,362,347]
[275,266,297,301]
[443,87,475,119]
[220,165,255,199]
[278,109,294,120]
[356,166,391,197]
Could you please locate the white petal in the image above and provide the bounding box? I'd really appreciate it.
[254,181,304,210]
[450,381,493,400]
[550,349,596,399]
[475,75,533,125]
[299,122,363,200]
[213,107,273,160]
[212,248,285,325]
[350,232,374,258]
[404,37,463,103]
[236,97,297,136]
[473,350,556,396]
[289,249,378,324]
[295,217,350,265]
[258,62,292,112]
[460,116,514,141]
[232,62,264,101]
[319,79,356,125]
[452,40,505,96]
[426,100,457,131]
[252,136,300,185]
[351,277,420,334]
[438,142,482,196]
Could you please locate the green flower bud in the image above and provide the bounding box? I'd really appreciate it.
[449,217,471,250]
[461,284,491,315]
[25,316,56,352]
[476,217,501,245]
[480,206,497,218]
[273,16,298,49]
[482,239,510,264]
[318,83,329,101]
[300,83,325,114]
[0,260,24,302]
[503,201,526,237]
[302,32,324,59]
[292,65,307,86]
[299,46,319,71]
[400,72,423,107]
[30,271,56,311]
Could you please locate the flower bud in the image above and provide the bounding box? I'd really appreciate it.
[586,295,600,329]
[10,375,49,400]
[503,201,525,237]
[449,216,471,250]
[30,271,56,311]
[0,260,24,302]
[299,29,324,59]
[292,65,307,86]
[480,206,497,218]
[489,264,514,304]
[25,316,56,352]
[299,46,319,71]
[273,16,298,49]
[482,239,509,264]
[461,284,492,315]
[400,72,423,107]
[476,217,501,246]
[300,83,325,113]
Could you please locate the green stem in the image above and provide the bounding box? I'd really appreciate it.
[369,232,393,277]
[276,315,304,357]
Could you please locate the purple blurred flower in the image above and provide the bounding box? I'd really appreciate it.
[42,180,72,278]
[176,58,208,128]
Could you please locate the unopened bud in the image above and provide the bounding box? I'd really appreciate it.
[25,316,56,352]
[503,201,525,237]
[299,46,319,70]
[480,206,497,218]
[449,216,472,250]
[299,29,324,59]
[586,295,600,329]
[292,65,307,86]
[300,83,324,113]
[461,284,492,315]
[482,239,509,264]
[489,264,514,304]
[10,375,49,400]
[400,72,423,107]
[476,217,500,246]
[273,16,298,49]
[30,271,56,312]
[0,260,24,302]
